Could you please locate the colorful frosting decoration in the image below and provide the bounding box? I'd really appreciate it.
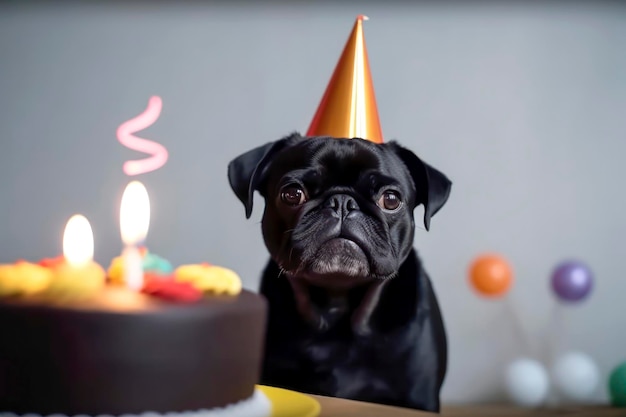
[0,250,241,304]
[0,261,53,296]
[175,263,242,296]
[107,248,174,285]
[44,257,106,300]
[142,275,203,302]
[143,252,174,275]
[104,249,235,303]
[0,257,106,301]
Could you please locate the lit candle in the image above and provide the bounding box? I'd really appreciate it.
[119,181,150,291]
[45,214,106,299]
[63,214,95,267]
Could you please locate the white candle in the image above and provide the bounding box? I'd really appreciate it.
[119,181,150,291]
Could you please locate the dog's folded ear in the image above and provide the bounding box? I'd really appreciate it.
[228,132,303,218]
[388,142,452,231]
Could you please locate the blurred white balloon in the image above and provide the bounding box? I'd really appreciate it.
[551,351,600,401]
[505,358,550,407]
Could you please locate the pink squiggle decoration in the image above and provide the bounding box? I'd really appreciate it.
[117,96,169,176]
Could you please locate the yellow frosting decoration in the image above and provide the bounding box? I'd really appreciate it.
[107,256,125,285]
[0,261,53,296]
[45,261,106,300]
[174,264,242,295]
[0,265,20,296]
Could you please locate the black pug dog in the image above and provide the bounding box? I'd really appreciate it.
[228,132,451,412]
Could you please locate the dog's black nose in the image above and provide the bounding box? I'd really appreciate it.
[325,194,359,218]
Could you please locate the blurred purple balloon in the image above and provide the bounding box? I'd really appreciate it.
[551,261,594,302]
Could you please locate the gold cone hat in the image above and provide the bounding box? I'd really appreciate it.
[307,15,384,143]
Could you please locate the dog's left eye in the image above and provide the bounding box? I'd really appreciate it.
[280,186,307,206]
[377,191,402,211]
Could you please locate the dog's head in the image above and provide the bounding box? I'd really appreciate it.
[228,132,451,290]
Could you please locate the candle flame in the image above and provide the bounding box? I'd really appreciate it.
[63,214,94,267]
[120,181,151,246]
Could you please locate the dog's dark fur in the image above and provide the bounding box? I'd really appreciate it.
[228,133,451,412]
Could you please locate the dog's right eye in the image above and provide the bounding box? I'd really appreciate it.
[280,186,307,206]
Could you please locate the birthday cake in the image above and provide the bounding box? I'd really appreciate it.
[0,92,271,416]
[0,257,270,417]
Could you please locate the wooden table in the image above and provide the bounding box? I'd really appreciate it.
[313,395,624,416]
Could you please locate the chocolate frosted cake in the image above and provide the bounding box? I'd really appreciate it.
[0,284,269,417]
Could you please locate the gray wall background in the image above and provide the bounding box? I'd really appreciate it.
[1,2,625,404]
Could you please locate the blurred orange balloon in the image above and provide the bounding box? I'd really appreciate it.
[469,254,513,297]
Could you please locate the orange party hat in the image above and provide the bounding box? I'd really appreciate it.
[307,15,383,143]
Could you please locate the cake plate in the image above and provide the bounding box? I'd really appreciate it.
[257,385,321,417]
